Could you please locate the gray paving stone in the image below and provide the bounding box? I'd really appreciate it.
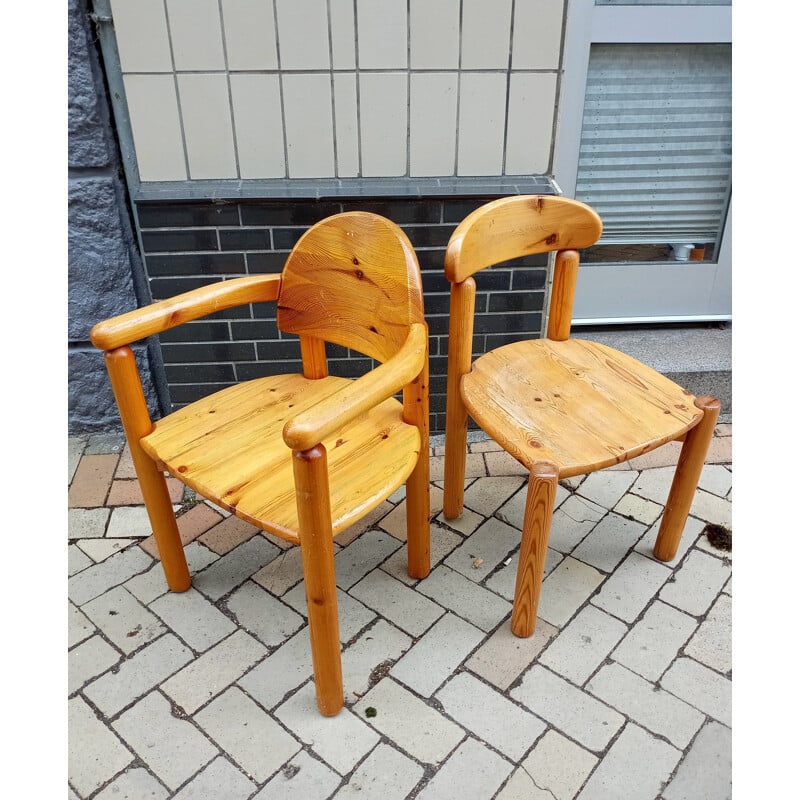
[68,601,95,648]
[576,470,637,509]
[684,593,732,674]
[195,687,300,783]
[281,584,377,644]
[688,489,732,527]
[69,508,110,539]
[78,538,137,562]
[659,549,731,617]
[68,545,153,605]
[587,663,704,749]
[630,466,675,504]
[82,585,166,655]
[539,605,628,685]
[435,504,484,535]
[497,729,598,800]
[661,657,731,726]
[722,575,732,595]
[69,543,93,576]
[93,767,169,800]
[252,546,305,596]
[150,587,237,652]
[107,506,155,538]
[496,483,570,532]
[444,516,522,581]
[380,522,462,585]
[193,536,280,601]
[463,476,526,516]
[591,551,672,623]
[378,485,444,539]
[224,581,304,648]
[184,542,221,573]
[69,436,86,484]
[697,464,732,497]
[341,619,412,704]
[436,672,546,761]
[416,737,513,800]
[547,494,607,553]
[511,666,624,752]
[538,556,605,627]
[68,634,121,695]
[83,633,193,717]
[171,756,257,800]
[333,529,401,589]
[161,630,267,714]
[350,569,445,636]
[662,720,732,800]
[415,564,511,632]
[466,618,557,691]
[613,491,663,525]
[238,628,313,710]
[484,547,563,601]
[275,683,380,775]
[123,564,171,605]
[254,750,342,800]
[391,613,485,696]
[612,600,698,681]
[333,742,423,800]
[572,512,647,573]
[352,678,465,765]
[68,696,133,798]
[635,514,704,565]
[576,723,680,800]
[113,692,218,791]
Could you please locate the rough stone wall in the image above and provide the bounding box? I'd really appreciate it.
[68,0,157,433]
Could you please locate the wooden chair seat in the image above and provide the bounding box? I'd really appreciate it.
[141,374,420,543]
[462,338,702,478]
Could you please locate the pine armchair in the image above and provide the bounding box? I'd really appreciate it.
[443,195,719,638]
[91,212,431,716]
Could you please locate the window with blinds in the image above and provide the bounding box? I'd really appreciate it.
[575,43,732,251]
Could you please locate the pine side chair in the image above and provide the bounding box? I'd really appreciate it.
[443,195,720,638]
[90,211,431,716]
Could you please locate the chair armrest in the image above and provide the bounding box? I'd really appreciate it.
[90,274,282,351]
[283,322,427,451]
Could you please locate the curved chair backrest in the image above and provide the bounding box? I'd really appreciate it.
[444,195,603,283]
[278,212,425,364]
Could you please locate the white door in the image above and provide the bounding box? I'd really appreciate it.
[553,1,732,324]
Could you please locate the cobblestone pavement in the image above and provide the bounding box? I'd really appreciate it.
[68,424,732,800]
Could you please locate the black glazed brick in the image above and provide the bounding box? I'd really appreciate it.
[495,253,548,269]
[252,302,279,320]
[236,360,305,380]
[437,334,484,357]
[149,276,224,299]
[415,249,446,272]
[169,383,234,406]
[246,252,290,273]
[141,229,219,253]
[204,305,252,321]
[442,199,498,223]
[272,228,306,250]
[159,322,231,343]
[488,292,544,313]
[421,270,451,294]
[161,342,256,364]
[474,270,513,291]
[402,225,456,249]
[473,312,542,334]
[485,331,543,350]
[137,202,239,228]
[165,363,236,383]
[513,268,548,290]
[231,319,280,340]
[219,229,272,251]
[256,341,303,361]
[240,201,341,226]
[146,252,246,276]
[340,200,442,224]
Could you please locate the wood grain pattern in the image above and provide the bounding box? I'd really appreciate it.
[546,250,579,341]
[444,195,602,283]
[461,338,703,478]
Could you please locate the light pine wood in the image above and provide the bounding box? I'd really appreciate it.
[90,274,282,350]
[293,445,343,716]
[278,212,425,363]
[105,347,190,591]
[654,395,721,561]
[444,195,602,283]
[443,278,476,520]
[300,335,328,379]
[442,195,719,641]
[511,462,558,637]
[462,338,703,478]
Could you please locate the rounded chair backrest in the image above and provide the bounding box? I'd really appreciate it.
[277,212,425,363]
[445,195,603,283]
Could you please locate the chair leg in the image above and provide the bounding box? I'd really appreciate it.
[405,448,431,580]
[511,462,559,638]
[654,396,721,562]
[293,445,344,716]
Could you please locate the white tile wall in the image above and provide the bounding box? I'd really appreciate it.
[230,74,286,179]
[359,73,408,177]
[282,74,336,178]
[512,0,565,70]
[357,0,408,70]
[276,0,330,71]
[410,73,457,177]
[110,0,172,73]
[166,0,226,72]
[177,74,238,179]
[333,73,360,177]
[461,0,513,70]
[457,73,508,176]
[330,0,356,70]
[123,75,186,181]
[505,72,558,175]
[221,0,278,71]
[410,0,460,70]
